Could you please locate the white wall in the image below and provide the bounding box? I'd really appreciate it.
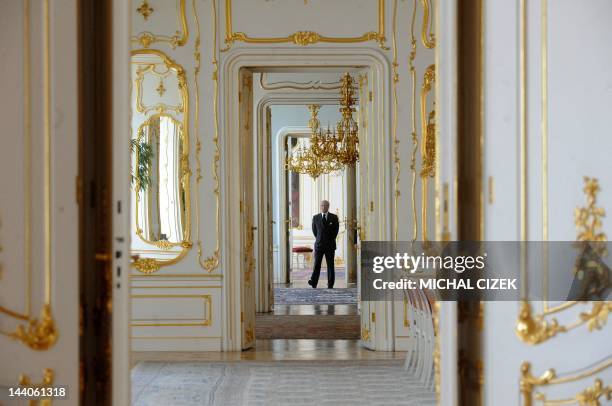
[129,0,438,352]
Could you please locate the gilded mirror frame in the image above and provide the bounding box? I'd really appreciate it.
[130,49,192,274]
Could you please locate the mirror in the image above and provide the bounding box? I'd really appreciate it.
[130,50,191,273]
[133,114,187,245]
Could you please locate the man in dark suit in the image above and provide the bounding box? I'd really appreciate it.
[308,200,339,289]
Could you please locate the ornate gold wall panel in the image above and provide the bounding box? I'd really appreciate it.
[1,0,58,351]
[194,0,221,272]
[132,0,189,48]
[391,0,400,240]
[130,49,192,274]
[133,49,187,114]
[516,178,611,344]
[222,0,388,50]
[520,359,612,406]
[516,0,610,342]
[409,0,419,242]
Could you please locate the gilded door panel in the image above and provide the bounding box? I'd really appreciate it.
[483,1,612,404]
[0,0,79,401]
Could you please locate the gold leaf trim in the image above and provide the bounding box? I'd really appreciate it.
[9,305,58,351]
[222,0,387,51]
[419,0,436,49]
[133,258,161,274]
[19,368,55,405]
[136,0,154,20]
[409,0,419,242]
[132,0,188,49]
[420,64,436,241]
[391,0,400,240]
[194,0,221,273]
[515,302,565,345]
[521,360,612,406]
[516,177,610,344]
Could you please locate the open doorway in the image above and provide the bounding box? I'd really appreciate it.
[244,69,362,342]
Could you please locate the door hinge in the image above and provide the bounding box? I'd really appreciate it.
[240,201,244,212]
[370,201,374,212]
[238,91,242,103]
[241,311,244,322]
[368,91,373,102]
[371,312,376,322]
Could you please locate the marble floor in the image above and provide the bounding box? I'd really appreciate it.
[130,301,428,405]
[132,358,435,406]
[132,339,405,366]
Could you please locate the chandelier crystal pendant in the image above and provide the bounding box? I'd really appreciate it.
[285,73,359,178]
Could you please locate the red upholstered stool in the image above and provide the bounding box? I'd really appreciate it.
[291,246,313,268]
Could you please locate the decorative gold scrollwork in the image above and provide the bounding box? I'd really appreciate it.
[520,362,556,406]
[391,0,400,240]
[420,64,436,241]
[131,49,192,274]
[569,379,611,405]
[409,0,419,242]
[19,368,55,406]
[581,302,611,332]
[516,177,610,344]
[420,110,436,178]
[222,0,388,51]
[136,0,154,20]
[521,360,612,406]
[133,50,187,115]
[9,304,58,351]
[515,301,565,345]
[575,177,607,243]
[132,0,188,48]
[132,257,161,274]
[194,0,221,273]
[419,0,436,49]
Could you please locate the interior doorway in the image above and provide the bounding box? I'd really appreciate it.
[283,135,357,290]
[238,68,364,345]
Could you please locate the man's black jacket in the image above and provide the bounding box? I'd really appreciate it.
[312,212,339,251]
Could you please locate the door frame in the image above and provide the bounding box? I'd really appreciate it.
[220,48,392,351]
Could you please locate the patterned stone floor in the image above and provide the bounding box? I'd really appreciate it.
[132,359,436,406]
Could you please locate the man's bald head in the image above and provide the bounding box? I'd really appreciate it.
[320,200,330,213]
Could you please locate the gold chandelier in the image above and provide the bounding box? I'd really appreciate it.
[285,73,359,178]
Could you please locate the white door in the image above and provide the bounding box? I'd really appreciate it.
[0,0,79,402]
[483,1,612,404]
